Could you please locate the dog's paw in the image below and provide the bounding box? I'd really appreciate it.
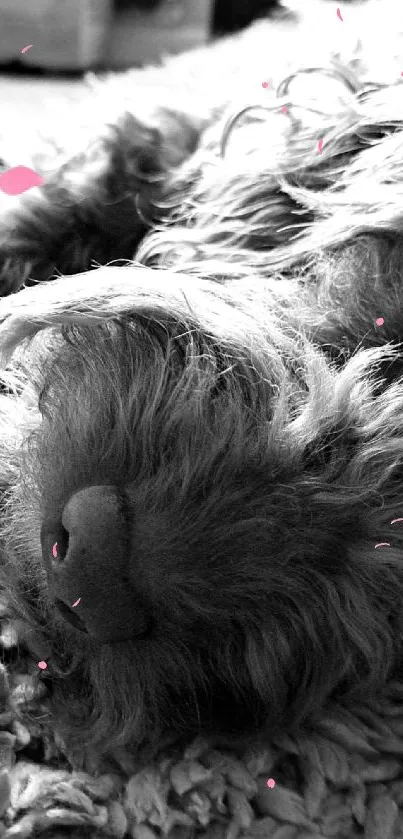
[0,99,205,296]
[0,121,150,295]
[0,109,200,296]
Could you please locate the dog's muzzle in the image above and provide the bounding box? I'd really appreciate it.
[40,485,151,643]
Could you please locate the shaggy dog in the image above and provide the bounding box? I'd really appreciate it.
[0,0,403,761]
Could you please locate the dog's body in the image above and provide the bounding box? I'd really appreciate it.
[1,0,403,757]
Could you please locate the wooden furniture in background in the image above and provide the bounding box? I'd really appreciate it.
[0,0,213,71]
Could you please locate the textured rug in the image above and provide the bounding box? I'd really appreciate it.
[0,605,402,838]
[1,2,403,838]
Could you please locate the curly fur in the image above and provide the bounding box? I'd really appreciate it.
[1,0,403,760]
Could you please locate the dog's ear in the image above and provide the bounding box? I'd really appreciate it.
[141,65,403,284]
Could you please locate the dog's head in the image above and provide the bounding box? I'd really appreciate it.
[0,262,403,755]
[4,22,403,751]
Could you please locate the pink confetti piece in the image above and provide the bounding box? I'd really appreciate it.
[318,138,324,153]
[375,317,384,326]
[20,45,33,54]
[266,778,276,788]
[375,542,390,548]
[391,518,403,525]
[0,166,44,196]
[337,7,343,22]
[37,661,48,670]
[52,543,58,559]
[72,598,81,608]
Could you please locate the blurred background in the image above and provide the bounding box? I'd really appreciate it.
[0,0,281,142]
[0,0,283,72]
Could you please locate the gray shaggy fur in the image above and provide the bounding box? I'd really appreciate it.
[0,0,403,762]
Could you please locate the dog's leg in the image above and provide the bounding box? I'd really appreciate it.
[1,20,264,296]
[0,90,213,295]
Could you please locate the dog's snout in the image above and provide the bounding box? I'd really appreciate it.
[41,485,151,643]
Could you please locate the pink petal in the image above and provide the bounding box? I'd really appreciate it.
[0,166,44,196]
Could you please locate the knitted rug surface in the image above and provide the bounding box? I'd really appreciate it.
[0,611,402,839]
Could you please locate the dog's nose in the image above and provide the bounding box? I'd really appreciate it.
[41,485,151,643]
